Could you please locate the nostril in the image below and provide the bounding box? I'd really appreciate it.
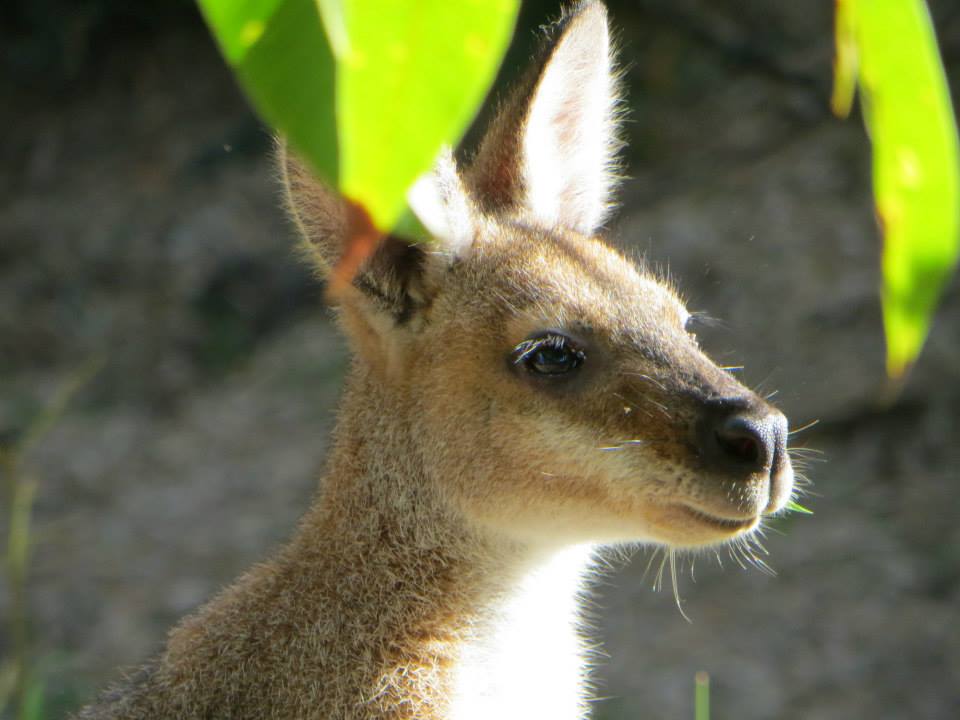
[715,427,760,465]
[697,405,777,475]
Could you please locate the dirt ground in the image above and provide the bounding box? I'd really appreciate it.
[2,1,959,718]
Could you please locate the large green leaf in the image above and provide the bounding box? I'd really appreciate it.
[199,0,519,234]
[833,0,960,378]
[327,0,518,230]
[199,0,338,188]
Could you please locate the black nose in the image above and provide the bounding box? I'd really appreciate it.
[697,398,787,475]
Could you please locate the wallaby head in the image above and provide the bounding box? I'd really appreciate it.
[72,4,798,719]
[283,0,793,553]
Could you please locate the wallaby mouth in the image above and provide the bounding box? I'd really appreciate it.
[679,506,760,533]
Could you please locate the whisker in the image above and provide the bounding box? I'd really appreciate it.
[621,372,667,392]
[751,556,777,577]
[727,543,747,570]
[788,447,825,459]
[788,445,825,454]
[654,549,669,592]
[640,547,662,585]
[647,398,670,415]
[597,438,679,452]
[612,392,656,421]
[688,310,727,330]
[669,550,692,623]
[750,536,770,557]
[738,534,778,577]
[614,391,672,421]
[789,419,821,436]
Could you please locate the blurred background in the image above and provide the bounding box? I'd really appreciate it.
[2,0,959,717]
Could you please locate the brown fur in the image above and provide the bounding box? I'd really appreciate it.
[76,3,793,718]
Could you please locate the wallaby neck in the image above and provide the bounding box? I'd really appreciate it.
[289,365,598,719]
[81,368,598,720]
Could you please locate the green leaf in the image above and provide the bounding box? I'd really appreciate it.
[833,0,960,378]
[786,500,814,515]
[331,0,519,230]
[199,0,520,234]
[197,0,286,65]
[200,0,339,188]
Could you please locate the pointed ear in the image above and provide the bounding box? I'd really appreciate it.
[280,140,345,275]
[465,1,621,235]
[280,143,433,325]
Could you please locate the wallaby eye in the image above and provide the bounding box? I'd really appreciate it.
[513,333,585,377]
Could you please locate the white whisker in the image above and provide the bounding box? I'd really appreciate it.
[669,550,691,623]
[789,419,820,436]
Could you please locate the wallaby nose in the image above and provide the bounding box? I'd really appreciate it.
[697,399,787,476]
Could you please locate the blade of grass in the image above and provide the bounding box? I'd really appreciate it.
[786,500,814,515]
[695,671,710,720]
[2,357,102,720]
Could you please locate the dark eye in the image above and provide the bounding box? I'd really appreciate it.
[513,333,585,377]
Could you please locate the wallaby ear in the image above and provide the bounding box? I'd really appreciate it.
[280,143,432,325]
[280,141,345,275]
[465,1,620,235]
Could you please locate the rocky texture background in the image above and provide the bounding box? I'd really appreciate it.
[2,1,959,717]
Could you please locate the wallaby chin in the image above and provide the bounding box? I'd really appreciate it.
[76,2,793,718]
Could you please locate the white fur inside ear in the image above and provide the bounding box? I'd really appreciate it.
[408,149,475,255]
[523,3,618,235]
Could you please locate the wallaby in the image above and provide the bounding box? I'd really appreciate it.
[76,2,794,718]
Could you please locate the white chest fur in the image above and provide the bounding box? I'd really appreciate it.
[448,544,597,720]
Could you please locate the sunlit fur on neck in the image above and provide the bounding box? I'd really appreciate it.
[449,544,597,720]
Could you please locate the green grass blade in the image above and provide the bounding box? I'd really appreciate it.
[833,0,960,378]
[21,678,44,720]
[695,671,710,720]
[786,500,814,515]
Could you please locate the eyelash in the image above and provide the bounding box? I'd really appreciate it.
[513,334,574,363]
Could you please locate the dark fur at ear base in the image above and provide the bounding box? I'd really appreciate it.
[280,144,430,325]
[354,235,430,325]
